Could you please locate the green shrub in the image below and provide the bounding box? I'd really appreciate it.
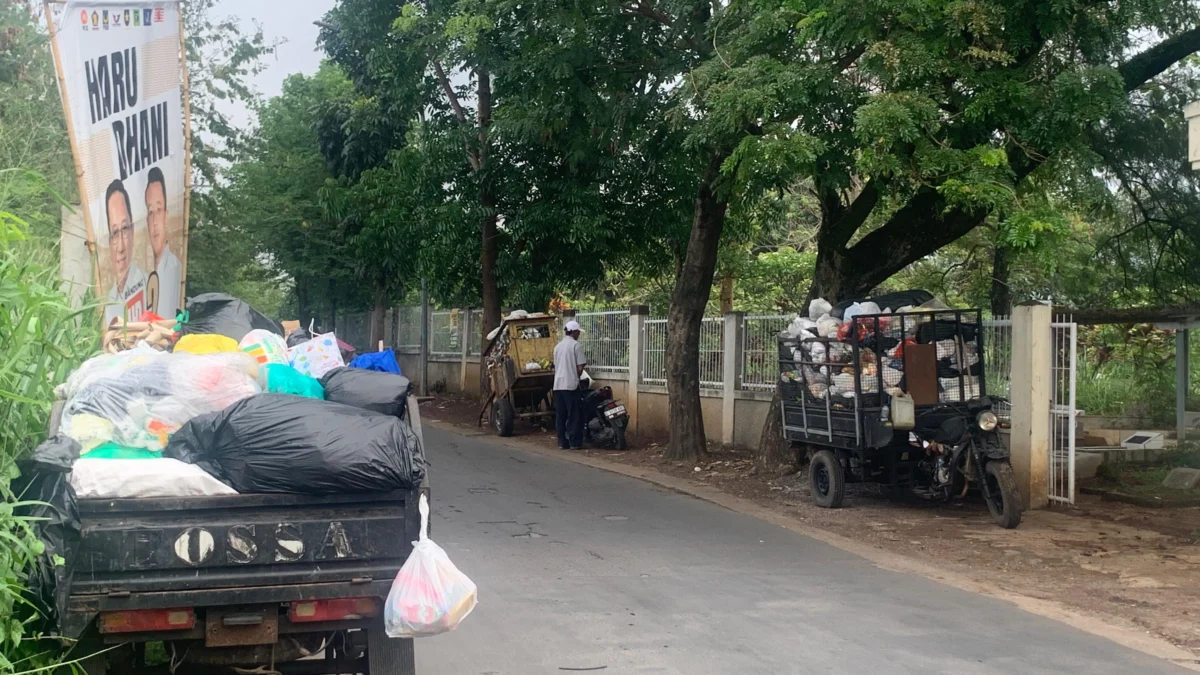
[0,204,98,671]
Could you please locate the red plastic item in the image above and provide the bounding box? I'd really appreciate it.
[137,311,166,322]
[289,598,381,623]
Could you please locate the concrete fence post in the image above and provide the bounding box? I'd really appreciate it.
[722,312,744,446]
[628,305,649,434]
[460,307,472,393]
[1010,303,1051,509]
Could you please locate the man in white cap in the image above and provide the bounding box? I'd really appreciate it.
[553,319,588,449]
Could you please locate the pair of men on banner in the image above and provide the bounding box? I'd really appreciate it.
[102,169,182,327]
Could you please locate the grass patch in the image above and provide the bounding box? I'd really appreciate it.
[1090,447,1200,505]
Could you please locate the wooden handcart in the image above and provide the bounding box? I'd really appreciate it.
[477,314,560,436]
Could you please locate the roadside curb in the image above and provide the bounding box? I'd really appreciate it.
[425,417,1200,670]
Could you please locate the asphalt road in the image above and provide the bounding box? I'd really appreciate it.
[414,426,1190,675]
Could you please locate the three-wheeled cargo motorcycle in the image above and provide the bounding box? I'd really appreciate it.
[777,308,1023,528]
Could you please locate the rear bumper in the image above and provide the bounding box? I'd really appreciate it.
[64,578,394,639]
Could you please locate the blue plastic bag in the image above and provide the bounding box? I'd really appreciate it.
[349,348,402,375]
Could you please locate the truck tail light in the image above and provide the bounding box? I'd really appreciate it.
[99,608,194,634]
[289,597,380,623]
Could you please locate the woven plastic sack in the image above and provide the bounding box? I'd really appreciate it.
[176,333,239,355]
[385,494,477,638]
[289,333,345,379]
[240,329,290,366]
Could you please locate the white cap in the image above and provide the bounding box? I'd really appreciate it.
[565,320,582,333]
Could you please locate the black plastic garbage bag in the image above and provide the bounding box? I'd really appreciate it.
[320,367,411,419]
[182,293,282,342]
[286,327,311,348]
[166,394,425,495]
[14,435,82,632]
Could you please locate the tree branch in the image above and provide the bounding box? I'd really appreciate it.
[1119,27,1200,92]
[429,53,481,171]
[842,187,988,289]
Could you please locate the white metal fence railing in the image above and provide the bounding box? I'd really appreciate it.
[741,314,791,391]
[394,305,421,351]
[640,317,724,387]
[430,309,460,357]
[467,309,485,355]
[983,317,1012,420]
[1050,317,1078,505]
[339,312,369,351]
[641,319,668,384]
[575,310,630,372]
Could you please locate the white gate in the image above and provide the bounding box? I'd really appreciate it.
[1050,318,1078,504]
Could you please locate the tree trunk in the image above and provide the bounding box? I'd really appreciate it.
[370,277,387,349]
[808,245,879,303]
[990,244,1012,317]
[719,274,734,313]
[476,69,501,350]
[755,390,796,471]
[665,153,728,463]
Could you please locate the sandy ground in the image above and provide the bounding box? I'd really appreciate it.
[426,393,1200,659]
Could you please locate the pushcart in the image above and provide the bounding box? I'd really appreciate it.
[477,314,559,436]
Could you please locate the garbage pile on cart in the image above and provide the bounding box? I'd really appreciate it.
[17,293,428,628]
[778,290,983,409]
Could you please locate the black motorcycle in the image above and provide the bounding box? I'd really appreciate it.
[904,398,1023,529]
[578,378,629,450]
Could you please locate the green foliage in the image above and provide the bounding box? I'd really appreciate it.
[0,4,75,237]
[0,197,98,672]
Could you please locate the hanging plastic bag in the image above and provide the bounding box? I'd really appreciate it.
[289,333,346,379]
[385,494,478,638]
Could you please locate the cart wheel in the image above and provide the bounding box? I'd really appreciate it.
[493,398,515,437]
[809,450,845,509]
[984,461,1023,529]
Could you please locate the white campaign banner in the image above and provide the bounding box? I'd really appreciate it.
[50,1,188,328]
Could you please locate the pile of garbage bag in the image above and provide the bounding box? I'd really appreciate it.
[779,290,981,406]
[19,293,431,635]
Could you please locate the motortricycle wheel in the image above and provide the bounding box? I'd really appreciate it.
[809,449,845,509]
[984,461,1023,529]
[493,398,515,437]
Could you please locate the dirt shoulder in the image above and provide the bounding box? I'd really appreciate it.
[423,393,1200,666]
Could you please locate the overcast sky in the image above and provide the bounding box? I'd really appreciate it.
[212,0,336,128]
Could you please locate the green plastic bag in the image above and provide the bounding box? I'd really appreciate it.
[82,442,161,460]
[262,363,325,399]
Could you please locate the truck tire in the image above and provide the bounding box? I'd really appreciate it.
[367,626,416,675]
[493,398,515,437]
[984,461,1023,529]
[809,449,845,509]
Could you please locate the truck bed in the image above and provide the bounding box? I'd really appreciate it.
[61,396,428,641]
